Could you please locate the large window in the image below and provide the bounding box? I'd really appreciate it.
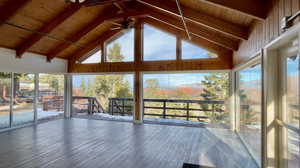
[143,72,230,128]
[143,24,176,61]
[38,74,65,120]
[106,29,134,62]
[12,73,35,126]
[0,72,11,129]
[182,41,218,60]
[237,63,262,164]
[72,74,134,121]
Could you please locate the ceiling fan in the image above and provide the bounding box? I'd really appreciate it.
[65,0,132,7]
[109,17,136,30]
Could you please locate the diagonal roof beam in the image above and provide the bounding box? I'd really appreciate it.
[202,0,267,20]
[136,0,248,40]
[141,18,232,61]
[132,5,239,50]
[15,4,82,58]
[0,0,31,25]
[68,29,122,61]
[47,7,148,61]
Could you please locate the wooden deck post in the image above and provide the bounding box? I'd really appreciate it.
[134,22,143,123]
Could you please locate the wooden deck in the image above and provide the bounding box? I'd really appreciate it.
[0,119,257,168]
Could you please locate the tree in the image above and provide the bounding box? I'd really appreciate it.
[144,79,160,98]
[200,73,229,122]
[107,42,124,62]
[79,77,86,95]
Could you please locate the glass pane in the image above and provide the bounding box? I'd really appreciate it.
[38,74,64,121]
[238,64,262,164]
[72,74,134,121]
[286,55,300,168]
[182,41,218,59]
[12,73,35,126]
[143,73,230,128]
[143,24,176,61]
[286,55,299,127]
[0,72,11,128]
[106,29,134,62]
[287,128,300,168]
[81,50,101,64]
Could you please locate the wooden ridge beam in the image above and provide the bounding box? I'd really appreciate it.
[141,18,232,62]
[69,29,122,61]
[15,4,82,58]
[144,8,239,50]
[202,0,267,20]
[136,0,249,40]
[47,7,148,61]
[0,0,31,25]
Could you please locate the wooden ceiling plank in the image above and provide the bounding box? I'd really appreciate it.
[15,4,82,58]
[141,18,232,62]
[0,0,31,24]
[69,29,122,61]
[141,6,239,50]
[202,0,267,20]
[47,7,148,61]
[136,0,249,40]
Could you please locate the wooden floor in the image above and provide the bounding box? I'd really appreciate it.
[0,119,258,168]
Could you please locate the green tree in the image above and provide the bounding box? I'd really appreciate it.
[79,77,86,95]
[200,73,229,122]
[107,42,124,62]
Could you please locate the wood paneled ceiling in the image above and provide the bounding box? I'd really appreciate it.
[0,0,267,62]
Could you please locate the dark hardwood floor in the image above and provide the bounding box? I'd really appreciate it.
[0,119,257,168]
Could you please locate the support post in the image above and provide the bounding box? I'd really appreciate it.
[134,71,143,123]
[64,74,72,119]
[34,73,39,123]
[134,22,143,124]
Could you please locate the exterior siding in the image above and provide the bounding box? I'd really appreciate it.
[234,0,300,65]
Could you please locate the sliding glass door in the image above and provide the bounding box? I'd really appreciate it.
[0,72,11,128]
[12,73,35,126]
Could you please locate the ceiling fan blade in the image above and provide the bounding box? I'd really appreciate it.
[109,21,122,26]
[110,27,122,30]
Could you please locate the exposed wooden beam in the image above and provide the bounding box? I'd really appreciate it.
[47,7,148,61]
[68,59,232,73]
[202,0,267,20]
[15,4,82,58]
[0,0,31,24]
[136,0,249,40]
[69,29,122,61]
[143,7,239,50]
[141,18,232,62]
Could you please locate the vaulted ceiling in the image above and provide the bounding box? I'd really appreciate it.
[0,0,267,62]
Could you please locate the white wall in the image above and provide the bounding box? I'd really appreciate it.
[0,47,67,73]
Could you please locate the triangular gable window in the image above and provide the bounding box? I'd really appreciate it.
[106,29,134,62]
[143,24,176,61]
[182,41,218,59]
[81,50,101,64]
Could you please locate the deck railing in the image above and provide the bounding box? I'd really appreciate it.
[44,96,226,121]
[108,98,225,121]
[72,96,105,114]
